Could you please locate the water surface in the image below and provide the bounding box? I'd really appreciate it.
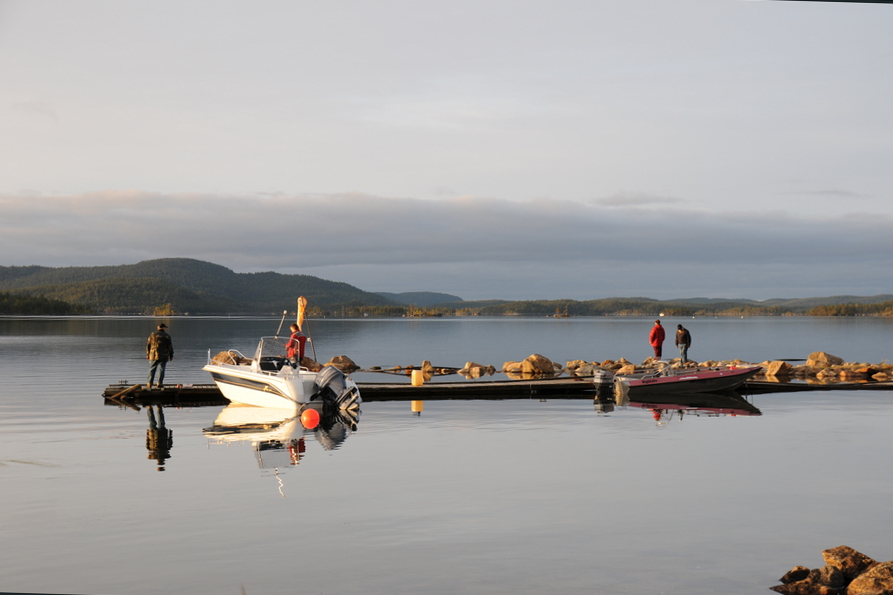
[1,316,891,594]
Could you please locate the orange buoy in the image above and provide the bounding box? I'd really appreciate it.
[300,408,320,429]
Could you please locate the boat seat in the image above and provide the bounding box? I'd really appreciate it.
[259,358,284,372]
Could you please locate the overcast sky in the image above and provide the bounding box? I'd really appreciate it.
[1,1,892,300]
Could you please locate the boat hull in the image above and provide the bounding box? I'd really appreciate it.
[617,366,760,398]
[203,363,314,411]
[203,361,362,412]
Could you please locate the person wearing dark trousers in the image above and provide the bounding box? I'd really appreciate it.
[146,323,174,389]
[649,319,665,359]
[676,324,692,364]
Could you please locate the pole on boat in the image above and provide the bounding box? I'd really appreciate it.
[274,310,288,337]
[297,296,318,361]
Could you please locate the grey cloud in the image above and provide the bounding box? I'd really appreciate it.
[781,189,871,199]
[1,191,892,301]
[593,193,685,208]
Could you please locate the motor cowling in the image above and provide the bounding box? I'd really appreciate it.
[313,365,359,410]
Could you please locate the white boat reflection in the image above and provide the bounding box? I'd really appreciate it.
[203,403,360,471]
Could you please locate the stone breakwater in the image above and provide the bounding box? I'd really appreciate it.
[771,545,893,594]
[316,350,892,383]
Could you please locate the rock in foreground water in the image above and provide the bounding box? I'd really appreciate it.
[771,546,891,594]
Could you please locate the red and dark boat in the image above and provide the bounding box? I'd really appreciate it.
[614,365,760,398]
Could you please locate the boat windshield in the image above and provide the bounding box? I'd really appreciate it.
[255,337,291,361]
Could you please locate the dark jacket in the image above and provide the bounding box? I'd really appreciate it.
[675,328,691,347]
[147,330,174,361]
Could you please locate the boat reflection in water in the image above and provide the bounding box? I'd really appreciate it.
[203,403,359,494]
[599,389,761,425]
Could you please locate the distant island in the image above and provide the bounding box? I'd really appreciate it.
[2,258,893,317]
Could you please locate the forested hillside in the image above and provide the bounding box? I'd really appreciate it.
[470,296,893,317]
[0,291,91,315]
[0,259,396,314]
[2,258,892,317]
[375,291,464,306]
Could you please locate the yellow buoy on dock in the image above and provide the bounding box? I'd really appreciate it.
[411,370,424,386]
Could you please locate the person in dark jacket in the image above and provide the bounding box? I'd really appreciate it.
[675,324,692,364]
[649,319,665,359]
[146,323,174,389]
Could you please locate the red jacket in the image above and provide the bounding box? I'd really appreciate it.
[649,324,665,347]
[286,332,307,360]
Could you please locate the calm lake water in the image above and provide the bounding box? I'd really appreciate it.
[1,316,892,595]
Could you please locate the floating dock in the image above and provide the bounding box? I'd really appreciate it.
[102,376,893,408]
[103,377,599,407]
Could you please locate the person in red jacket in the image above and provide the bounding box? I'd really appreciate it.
[286,323,307,362]
[649,319,665,359]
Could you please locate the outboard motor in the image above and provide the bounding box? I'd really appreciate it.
[313,365,360,411]
[591,369,615,400]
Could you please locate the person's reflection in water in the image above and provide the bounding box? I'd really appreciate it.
[286,437,305,465]
[146,405,173,471]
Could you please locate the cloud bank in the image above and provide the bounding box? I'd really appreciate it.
[2,191,891,300]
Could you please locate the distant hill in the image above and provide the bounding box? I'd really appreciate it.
[2,258,892,316]
[672,295,893,307]
[470,296,893,317]
[375,291,464,307]
[0,258,397,314]
[758,295,893,308]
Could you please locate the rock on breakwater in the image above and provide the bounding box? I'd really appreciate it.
[772,545,893,594]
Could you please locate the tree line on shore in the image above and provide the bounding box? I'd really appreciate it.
[323,298,893,318]
[0,291,91,315]
[5,291,893,317]
[3,258,893,317]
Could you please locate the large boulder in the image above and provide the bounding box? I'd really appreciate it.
[807,352,845,368]
[502,360,522,373]
[566,359,587,371]
[839,368,870,381]
[765,360,793,378]
[459,361,491,379]
[572,363,604,377]
[616,364,636,375]
[301,357,323,372]
[520,354,559,376]
[822,546,876,581]
[211,351,250,365]
[847,561,893,595]
[779,566,811,585]
[772,547,886,594]
[771,565,845,594]
[325,355,359,373]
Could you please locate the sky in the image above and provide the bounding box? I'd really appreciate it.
[1,0,892,301]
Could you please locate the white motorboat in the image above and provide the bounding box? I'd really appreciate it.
[203,334,361,412]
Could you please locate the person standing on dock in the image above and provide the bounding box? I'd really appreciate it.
[675,324,692,364]
[649,319,665,359]
[146,323,174,389]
